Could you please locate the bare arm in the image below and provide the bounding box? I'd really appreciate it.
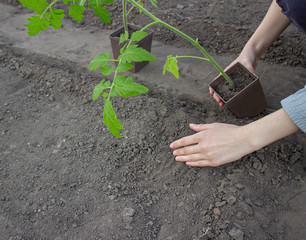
[239,0,291,69]
[170,109,299,167]
[210,0,291,106]
[170,1,299,167]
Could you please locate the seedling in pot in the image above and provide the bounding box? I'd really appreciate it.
[121,0,158,40]
[18,0,157,138]
[209,62,267,118]
[125,1,266,118]
[19,0,239,138]
[90,30,156,137]
[110,0,157,73]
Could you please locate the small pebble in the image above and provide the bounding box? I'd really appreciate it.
[213,208,221,215]
[229,227,244,240]
[227,195,237,205]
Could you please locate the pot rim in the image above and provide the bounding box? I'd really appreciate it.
[209,61,259,104]
[109,23,154,39]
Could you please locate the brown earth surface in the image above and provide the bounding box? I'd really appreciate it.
[0,1,305,240]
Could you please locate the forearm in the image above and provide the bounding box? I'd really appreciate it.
[243,109,299,151]
[241,0,291,62]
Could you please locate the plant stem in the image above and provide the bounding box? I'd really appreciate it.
[122,0,128,33]
[175,56,210,62]
[41,0,58,18]
[80,0,87,6]
[108,40,133,100]
[141,21,159,31]
[128,0,233,86]
[126,5,135,16]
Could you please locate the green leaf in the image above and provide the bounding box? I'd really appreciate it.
[119,33,127,44]
[63,0,73,4]
[51,8,64,15]
[25,16,50,36]
[87,0,95,8]
[117,63,134,72]
[163,55,179,79]
[119,31,129,45]
[109,91,118,97]
[119,43,128,55]
[150,0,158,7]
[101,0,114,3]
[121,45,156,63]
[130,31,148,42]
[93,5,111,24]
[89,53,110,71]
[50,8,65,29]
[103,99,124,138]
[69,4,86,22]
[45,12,51,18]
[19,0,49,15]
[113,76,148,98]
[88,0,114,8]
[99,65,114,76]
[92,79,110,101]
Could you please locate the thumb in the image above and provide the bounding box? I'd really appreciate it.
[189,123,213,132]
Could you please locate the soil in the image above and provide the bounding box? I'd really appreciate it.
[213,65,255,102]
[1,1,306,240]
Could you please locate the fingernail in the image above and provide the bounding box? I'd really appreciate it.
[175,156,180,161]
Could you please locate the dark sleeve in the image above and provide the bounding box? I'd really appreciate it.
[276,0,306,34]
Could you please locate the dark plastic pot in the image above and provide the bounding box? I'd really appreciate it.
[209,62,267,118]
[109,24,154,73]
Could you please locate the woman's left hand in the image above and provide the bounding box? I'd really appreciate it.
[170,123,253,167]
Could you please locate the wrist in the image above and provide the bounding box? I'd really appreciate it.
[237,44,260,72]
[241,122,266,153]
[239,124,262,153]
[242,109,299,152]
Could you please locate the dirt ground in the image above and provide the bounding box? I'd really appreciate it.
[0,1,305,239]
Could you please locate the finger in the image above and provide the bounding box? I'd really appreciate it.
[189,123,213,132]
[209,87,214,95]
[170,134,199,149]
[213,93,222,103]
[175,153,205,162]
[173,144,201,156]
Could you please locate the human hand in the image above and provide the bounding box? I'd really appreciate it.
[170,109,299,167]
[209,46,258,107]
[170,123,254,167]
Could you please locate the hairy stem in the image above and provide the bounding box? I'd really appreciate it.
[141,21,160,31]
[41,0,58,18]
[108,40,133,100]
[174,56,210,62]
[122,0,128,33]
[128,0,233,86]
[126,5,135,16]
